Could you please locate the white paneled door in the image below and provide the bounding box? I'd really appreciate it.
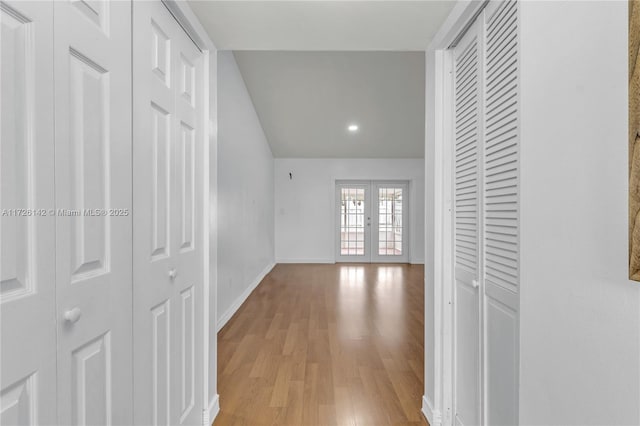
[335,181,409,263]
[53,0,133,424]
[133,2,204,425]
[0,1,57,424]
[1,2,208,425]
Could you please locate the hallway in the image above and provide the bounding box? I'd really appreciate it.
[215,264,426,426]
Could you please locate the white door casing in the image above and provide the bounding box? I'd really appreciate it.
[133,2,205,425]
[53,0,133,424]
[452,15,482,426]
[0,1,57,424]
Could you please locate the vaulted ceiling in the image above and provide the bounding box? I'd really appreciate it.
[233,51,425,158]
[188,1,456,158]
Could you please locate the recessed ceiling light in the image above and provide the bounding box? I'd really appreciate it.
[348,124,359,132]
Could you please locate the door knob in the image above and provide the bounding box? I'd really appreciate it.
[169,268,177,280]
[471,279,479,288]
[63,307,82,324]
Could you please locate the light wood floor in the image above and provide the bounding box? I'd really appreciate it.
[214,263,427,426]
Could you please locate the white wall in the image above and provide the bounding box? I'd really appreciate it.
[519,2,640,424]
[217,51,275,329]
[275,158,425,263]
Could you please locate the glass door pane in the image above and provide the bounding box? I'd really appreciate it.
[336,182,371,262]
[372,182,408,263]
[340,187,366,255]
[377,187,403,256]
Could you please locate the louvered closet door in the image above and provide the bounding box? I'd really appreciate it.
[482,1,519,425]
[453,17,482,426]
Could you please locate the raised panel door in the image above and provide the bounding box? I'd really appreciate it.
[53,1,133,424]
[133,2,204,425]
[0,2,57,424]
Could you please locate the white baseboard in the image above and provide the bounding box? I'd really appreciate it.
[216,262,275,332]
[207,394,220,425]
[422,395,442,426]
[276,258,425,265]
[276,258,334,264]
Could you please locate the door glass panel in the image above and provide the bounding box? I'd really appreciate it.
[378,187,403,256]
[340,188,365,256]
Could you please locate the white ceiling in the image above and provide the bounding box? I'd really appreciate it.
[188,1,457,51]
[233,51,425,158]
[188,1,454,158]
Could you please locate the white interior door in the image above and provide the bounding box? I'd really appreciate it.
[452,16,482,426]
[0,1,57,424]
[53,0,133,424]
[133,2,204,425]
[371,182,409,263]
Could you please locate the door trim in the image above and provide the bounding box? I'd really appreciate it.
[157,2,218,424]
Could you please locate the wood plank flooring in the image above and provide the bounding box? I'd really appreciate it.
[214,263,427,426]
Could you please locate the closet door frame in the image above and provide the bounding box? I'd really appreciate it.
[423,1,520,426]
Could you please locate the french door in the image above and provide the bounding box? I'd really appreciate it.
[335,181,409,263]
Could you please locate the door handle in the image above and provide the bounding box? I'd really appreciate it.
[471,279,479,288]
[63,307,82,324]
[168,268,177,280]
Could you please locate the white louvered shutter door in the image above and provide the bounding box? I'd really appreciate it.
[453,17,482,426]
[482,1,520,425]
